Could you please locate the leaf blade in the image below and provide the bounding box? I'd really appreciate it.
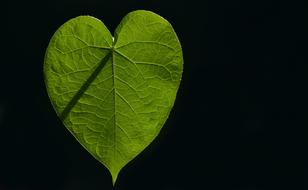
[44,10,183,185]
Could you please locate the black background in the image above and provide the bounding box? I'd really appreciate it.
[1,0,307,189]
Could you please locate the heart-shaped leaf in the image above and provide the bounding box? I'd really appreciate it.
[44,10,183,185]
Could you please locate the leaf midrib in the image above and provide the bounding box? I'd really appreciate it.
[111,46,117,176]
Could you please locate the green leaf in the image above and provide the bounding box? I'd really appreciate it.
[44,10,183,185]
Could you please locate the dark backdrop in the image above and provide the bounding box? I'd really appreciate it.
[1,0,307,189]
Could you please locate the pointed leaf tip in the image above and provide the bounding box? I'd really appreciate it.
[111,170,119,186]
